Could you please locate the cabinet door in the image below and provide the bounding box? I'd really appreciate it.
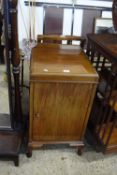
[32,82,92,141]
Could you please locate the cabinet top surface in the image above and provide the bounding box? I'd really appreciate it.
[30,43,98,82]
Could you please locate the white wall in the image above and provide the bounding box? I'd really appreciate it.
[25,0,112,7]
[18,0,112,44]
[18,1,30,42]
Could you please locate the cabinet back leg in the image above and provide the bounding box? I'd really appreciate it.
[26,147,32,158]
[77,146,84,156]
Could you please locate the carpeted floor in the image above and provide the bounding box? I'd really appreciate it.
[0,147,117,175]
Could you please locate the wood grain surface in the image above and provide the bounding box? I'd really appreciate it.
[30,43,98,82]
[28,43,98,155]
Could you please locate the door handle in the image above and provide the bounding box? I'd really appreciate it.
[35,113,40,118]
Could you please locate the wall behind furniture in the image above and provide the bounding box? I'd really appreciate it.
[18,0,112,45]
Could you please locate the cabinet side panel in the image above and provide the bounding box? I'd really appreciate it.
[80,84,97,139]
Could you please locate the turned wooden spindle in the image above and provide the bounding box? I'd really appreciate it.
[10,0,22,129]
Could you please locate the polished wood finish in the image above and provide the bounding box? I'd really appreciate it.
[37,35,86,49]
[30,44,97,82]
[86,33,117,154]
[28,43,98,156]
[32,83,93,141]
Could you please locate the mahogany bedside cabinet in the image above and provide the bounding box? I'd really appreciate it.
[27,43,98,157]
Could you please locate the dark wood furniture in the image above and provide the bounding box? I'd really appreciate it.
[0,131,21,166]
[0,0,22,166]
[86,33,117,154]
[87,34,117,72]
[27,43,98,157]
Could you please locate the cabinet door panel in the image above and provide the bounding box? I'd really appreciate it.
[32,82,92,141]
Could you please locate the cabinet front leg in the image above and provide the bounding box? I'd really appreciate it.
[77,146,84,156]
[26,147,32,158]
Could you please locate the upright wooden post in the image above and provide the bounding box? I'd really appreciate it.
[0,1,22,166]
[10,0,22,129]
